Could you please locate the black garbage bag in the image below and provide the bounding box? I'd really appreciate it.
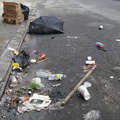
[20,3,29,20]
[28,16,64,34]
[13,50,30,68]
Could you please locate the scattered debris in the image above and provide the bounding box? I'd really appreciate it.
[83,110,100,120]
[61,65,97,106]
[30,59,37,63]
[31,77,44,90]
[8,47,15,51]
[14,50,19,55]
[36,58,48,64]
[99,25,103,30]
[12,63,20,67]
[83,82,92,88]
[116,39,120,42]
[23,93,51,111]
[96,42,104,49]
[13,50,30,68]
[67,36,78,39]
[28,16,64,34]
[5,89,13,96]
[48,74,66,80]
[85,60,95,65]
[83,64,95,71]
[77,85,91,100]
[83,56,95,71]
[52,83,61,87]
[33,50,39,54]
[36,69,66,80]
[110,76,114,79]
[10,76,18,88]
[38,53,46,60]
[17,106,29,114]
[113,67,120,70]
[36,69,52,78]
[105,84,108,87]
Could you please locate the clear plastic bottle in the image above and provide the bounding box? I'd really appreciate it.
[36,69,52,78]
[48,74,66,80]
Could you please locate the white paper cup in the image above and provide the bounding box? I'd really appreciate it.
[78,85,90,100]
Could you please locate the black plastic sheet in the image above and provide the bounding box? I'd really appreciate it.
[28,16,64,34]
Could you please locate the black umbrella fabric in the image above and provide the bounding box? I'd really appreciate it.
[28,16,64,34]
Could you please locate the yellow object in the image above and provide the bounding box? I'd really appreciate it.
[12,63,20,67]
[56,74,61,79]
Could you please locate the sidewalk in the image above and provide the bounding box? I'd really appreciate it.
[0,0,37,98]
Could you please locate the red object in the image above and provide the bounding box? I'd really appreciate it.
[99,45,104,48]
[96,42,104,49]
[23,96,29,102]
[83,64,95,70]
[38,53,46,59]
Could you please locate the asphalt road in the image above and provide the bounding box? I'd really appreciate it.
[1,0,120,120]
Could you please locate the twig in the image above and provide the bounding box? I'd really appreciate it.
[61,65,97,106]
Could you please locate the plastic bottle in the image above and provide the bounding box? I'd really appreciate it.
[10,76,18,87]
[48,74,66,80]
[36,69,52,78]
[96,42,104,49]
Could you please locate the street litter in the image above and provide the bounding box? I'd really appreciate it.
[12,63,20,67]
[36,69,66,80]
[33,50,39,54]
[14,50,19,55]
[77,85,91,100]
[31,77,44,90]
[52,83,61,87]
[17,106,30,114]
[110,76,114,79]
[10,76,18,88]
[36,69,51,78]
[113,67,120,70]
[85,61,95,65]
[13,50,30,68]
[30,59,37,63]
[83,56,95,71]
[99,25,103,30]
[8,47,16,51]
[28,16,64,34]
[5,89,13,96]
[13,66,22,71]
[61,65,97,106]
[8,47,19,55]
[96,42,104,49]
[83,82,92,88]
[38,53,46,60]
[67,36,78,39]
[116,39,120,42]
[49,74,66,80]
[23,93,51,111]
